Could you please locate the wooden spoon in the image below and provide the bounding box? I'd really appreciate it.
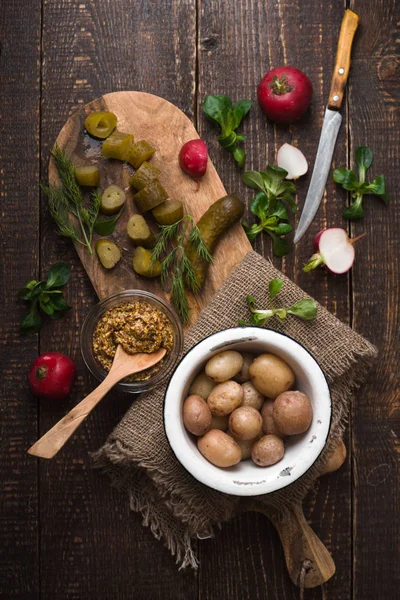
[27,346,166,459]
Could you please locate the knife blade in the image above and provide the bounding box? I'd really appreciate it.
[294,9,359,244]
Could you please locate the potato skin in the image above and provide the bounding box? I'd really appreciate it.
[205,351,243,383]
[183,395,212,436]
[189,371,216,400]
[251,435,285,467]
[261,400,284,437]
[207,381,244,416]
[242,381,264,410]
[233,353,255,383]
[273,391,313,435]
[229,406,262,441]
[197,429,242,467]
[249,353,295,399]
[227,430,262,460]
[209,414,230,431]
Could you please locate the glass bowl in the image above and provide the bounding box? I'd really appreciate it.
[80,290,183,393]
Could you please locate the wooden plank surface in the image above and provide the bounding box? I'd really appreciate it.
[0,0,398,598]
[0,1,41,598]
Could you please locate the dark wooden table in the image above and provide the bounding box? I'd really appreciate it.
[1,1,399,598]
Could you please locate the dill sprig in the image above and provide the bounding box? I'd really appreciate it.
[42,145,102,254]
[152,215,213,323]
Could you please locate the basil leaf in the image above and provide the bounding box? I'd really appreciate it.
[46,262,71,288]
[269,278,284,298]
[203,95,232,129]
[356,146,373,171]
[366,175,386,196]
[333,168,358,190]
[94,208,124,236]
[287,299,317,321]
[231,99,252,129]
[20,303,42,335]
[243,171,265,191]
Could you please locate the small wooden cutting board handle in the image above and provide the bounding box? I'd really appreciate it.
[327,9,359,110]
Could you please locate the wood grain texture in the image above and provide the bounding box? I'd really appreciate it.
[349,1,400,598]
[39,1,198,599]
[51,91,251,324]
[0,1,41,598]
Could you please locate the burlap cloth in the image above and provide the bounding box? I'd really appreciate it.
[92,251,377,568]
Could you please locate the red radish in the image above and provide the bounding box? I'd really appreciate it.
[258,66,313,124]
[303,228,365,274]
[179,139,208,180]
[277,143,308,179]
[29,352,76,400]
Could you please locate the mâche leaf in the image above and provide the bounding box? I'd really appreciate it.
[46,262,71,289]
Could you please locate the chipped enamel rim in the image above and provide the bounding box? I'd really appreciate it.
[164,327,331,497]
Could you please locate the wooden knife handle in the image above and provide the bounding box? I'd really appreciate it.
[327,9,359,110]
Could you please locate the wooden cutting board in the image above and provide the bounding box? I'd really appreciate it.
[50,91,252,325]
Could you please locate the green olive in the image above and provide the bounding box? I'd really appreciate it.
[100,185,126,215]
[75,165,100,187]
[152,199,184,225]
[95,239,121,269]
[134,179,168,213]
[101,131,134,160]
[132,247,161,278]
[127,214,156,248]
[125,140,156,169]
[84,111,117,139]
[129,161,161,190]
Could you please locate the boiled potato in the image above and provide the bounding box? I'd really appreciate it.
[273,391,313,435]
[209,415,230,431]
[189,371,216,400]
[233,353,255,383]
[251,435,285,467]
[227,430,262,460]
[249,353,295,399]
[205,351,243,383]
[207,381,243,416]
[228,406,262,441]
[197,430,241,467]
[261,400,284,437]
[183,395,212,436]
[242,381,264,411]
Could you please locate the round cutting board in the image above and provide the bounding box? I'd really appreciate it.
[50,91,252,326]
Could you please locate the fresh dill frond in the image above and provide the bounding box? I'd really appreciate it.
[171,269,190,324]
[42,184,82,243]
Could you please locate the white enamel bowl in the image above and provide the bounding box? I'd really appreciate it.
[164,327,331,496]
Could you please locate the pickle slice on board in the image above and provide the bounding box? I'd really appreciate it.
[134,179,168,212]
[95,239,121,269]
[152,199,184,225]
[127,214,156,248]
[129,161,161,190]
[132,246,161,278]
[75,165,100,187]
[84,111,117,139]
[101,131,134,160]
[100,185,126,215]
[125,140,156,169]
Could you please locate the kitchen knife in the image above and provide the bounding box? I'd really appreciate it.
[294,9,359,244]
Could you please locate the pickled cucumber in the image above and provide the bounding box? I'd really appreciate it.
[129,161,161,190]
[127,214,156,248]
[95,239,121,269]
[134,179,168,213]
[132,247,161,278]
[85,111,117,139]
[101,131,134,160]
[100,185,126,215]
[75,165,100,187]
[125,140,156,169]
[152,199,184,225]
[185,194,244,288]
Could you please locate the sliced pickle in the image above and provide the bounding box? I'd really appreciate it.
[84,111,117,139]
[75,165,100,187]
[152,199,184,225]
[125,140,156,169]
[134,179,168,213]
[100,185,126,215]
[127,214,156,248]
[132,247,161,278]
[95,239,121,269]
[101,131,134,160]
[129,161,161,190]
